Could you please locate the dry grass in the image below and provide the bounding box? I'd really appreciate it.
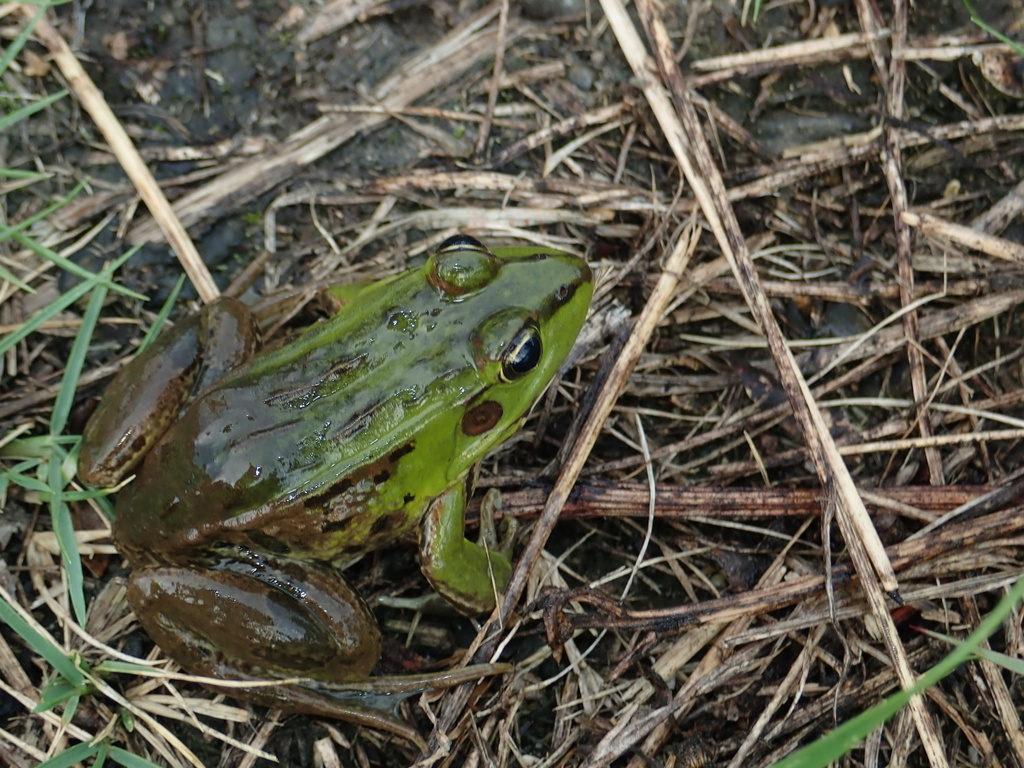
[2,0,1024,766]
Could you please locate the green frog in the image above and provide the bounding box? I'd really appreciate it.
[78,235,592,744]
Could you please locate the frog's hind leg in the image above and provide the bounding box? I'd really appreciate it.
[79,298,259,486]
[124,551,425,738]
[125,552,382,684]
[124,552,507,747]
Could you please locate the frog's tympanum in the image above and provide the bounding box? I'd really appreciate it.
[79,235,592,744]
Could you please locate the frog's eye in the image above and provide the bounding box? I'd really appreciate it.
[429,238,498,296]
[501,325,542,381]
[436,233,486,252]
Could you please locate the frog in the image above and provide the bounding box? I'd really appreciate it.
[78,234,593,745]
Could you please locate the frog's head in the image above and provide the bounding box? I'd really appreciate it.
[425,234,593,474]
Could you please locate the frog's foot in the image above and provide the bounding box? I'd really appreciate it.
[376,591,452,614]
[216,663,511,750]
[126,552,509,746]
[478,487,518,555]
[221,674,430,749]
[420,484,514,616]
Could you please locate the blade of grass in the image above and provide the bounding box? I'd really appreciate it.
[36,680,89,715]
[919,627,1024,675]
[962,0,1024,56]
[49,283,111,624]
[0,168,51,180]
[11,229,147,296]
[53,280,108,434]
[0,90,68,134]
[36,741,99,768]
[0,435,80,460]
[0,246,139,357]
[0,263,35,294]
[138,274,186,351]
[110,746,167,768]
[771,576,1024,768]
[0,179,88,239]
[95,661,165,675]
[2,183,147,296]
[49,452,85,623]
[0,586,86,687]
[0,2,44,76]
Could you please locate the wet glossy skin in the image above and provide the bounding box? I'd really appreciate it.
[79,235,592,742]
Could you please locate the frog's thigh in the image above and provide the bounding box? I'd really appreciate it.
[419,483,513,615]
[126,555,381,681]
[79,297,259,486]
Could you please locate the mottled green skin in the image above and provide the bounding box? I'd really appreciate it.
[111,241,592,566]
[78,237,592,735]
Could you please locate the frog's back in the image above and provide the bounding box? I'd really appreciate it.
[114,278,466,561]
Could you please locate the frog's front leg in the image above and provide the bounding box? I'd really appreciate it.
[419,482,515,615]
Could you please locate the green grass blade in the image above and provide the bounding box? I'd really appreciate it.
[37,741,100,768]
[0,179,88,242]
[1,459,48,492]
[110,746,167,768]
[138,274,186,351]
[0,90,68,133]
[0,247,139,358]
[35,680,89,714]
[0,168,51,180]
[771,576,1024,768]
[0,588,85,686]
[50,444,87,624]
[45,286,111,624]
[95,660,165,675]
[54,281,109,434]
[919,626,1024,674]
[0,262,35,293]
[0,435,80,460]
[9,230,145,298]
[962,0,1024,56]
[0,4,44,77]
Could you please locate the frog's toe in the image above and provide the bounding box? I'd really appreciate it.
[476,487,516,557]
[496,516,518,554]
[476,487,504,548]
